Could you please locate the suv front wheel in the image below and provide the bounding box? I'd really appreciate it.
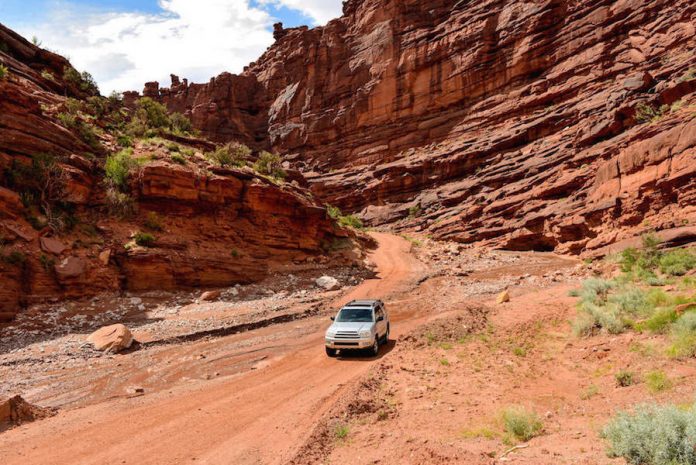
[369,337,379,357]
[326,347,337,357]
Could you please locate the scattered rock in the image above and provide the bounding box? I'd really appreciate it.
[87,324,134,353]
[496,290,510,304]
[40,237,67,255]
[315,276,340,291]
[200,290,221,302]
[98,249,111,266]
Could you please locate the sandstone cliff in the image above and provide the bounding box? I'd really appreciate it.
[0,25,360,324]
[142,0,696,254]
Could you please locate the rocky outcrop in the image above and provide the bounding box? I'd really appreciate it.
[141,0,696,254]
[0,25,361,325]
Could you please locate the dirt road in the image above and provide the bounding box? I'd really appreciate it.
[0,232,427,465]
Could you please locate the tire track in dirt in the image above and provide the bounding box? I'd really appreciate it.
[0,232,427,465]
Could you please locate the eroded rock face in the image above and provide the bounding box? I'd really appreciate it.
[0,26,359,324]
[141,0,696,254]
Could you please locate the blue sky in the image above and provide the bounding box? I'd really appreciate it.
[0,0,343,93]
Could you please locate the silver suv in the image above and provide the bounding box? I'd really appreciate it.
[325,300,390,357]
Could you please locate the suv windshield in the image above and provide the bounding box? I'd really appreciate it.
[335,308,373,322]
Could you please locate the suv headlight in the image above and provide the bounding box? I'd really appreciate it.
[359,329,372,338]
[326,329,336,337]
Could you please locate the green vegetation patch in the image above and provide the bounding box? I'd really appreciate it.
[603,403,696,465]
[327,204,363,230]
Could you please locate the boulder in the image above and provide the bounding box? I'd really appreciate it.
[87,324,134,353]
[496,290,510,304]
[54,256,86,279]
[316,276,340,291]
[200,290,221,301]
[40,236,67,255]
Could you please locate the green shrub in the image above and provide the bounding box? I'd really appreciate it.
[615,370,636,387]
[334,424,349,440]
[144,212,163,231]
[1,250,27,267]
[105,148,135,189]
[253,151,286,180]
[136,97,170,129]
[501,406,543,442]
[579,278,615,306]
[117,135,133,148]
[63,66,99,94]
[208,142,251,167]
[408,205,422,218]
[603,403,696,465]
[39,253,56,272]
[326,204,364,230]
[645,371,672,393]
[167,143,180,153]
[170,112,192,134]
[659,249,696,276]
[667,313,696,358]
[134,232,156,248]
[0,64,9,80]
[635,103,668,124]
[639,308,678,334]
[40,70,55,81]
[171,153,186,165]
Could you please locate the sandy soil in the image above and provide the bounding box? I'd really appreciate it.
[2,232,692,465]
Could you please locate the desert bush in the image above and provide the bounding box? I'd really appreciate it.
[134,232,156,248]
[667,313,696,358]
[603,403,696,465]
[334,423,349,440]
[645,371,672,393]
[208,142,250,167]
[170,112,192,134]
[105,186,135,218]
[579,278,615,306]
[635,103,668,124]
[144,211,163,231]
[117,134,133,148]
[326,204,364,230]
[105,148,135,189]
[171,153,186,165]
[659,249,696,276]
[135,97,169,129]
[0,64,9,80]
[253,151,286,180]
[1,250,27,267]
[501,406,543,442]
[615,370,636,387]
[63,66,99,94]
[638,308,678,334]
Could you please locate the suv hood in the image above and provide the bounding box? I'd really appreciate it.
[329,322,373,332]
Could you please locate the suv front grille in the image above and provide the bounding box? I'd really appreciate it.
[334,331,360,339]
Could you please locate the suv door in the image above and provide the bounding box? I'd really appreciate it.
[375,305,386,337]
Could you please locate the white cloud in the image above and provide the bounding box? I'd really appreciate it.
[13,0,280,94]
[259,0,343,25]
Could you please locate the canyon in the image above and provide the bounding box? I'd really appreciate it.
[0,24,363,323]
[139,0,696,254]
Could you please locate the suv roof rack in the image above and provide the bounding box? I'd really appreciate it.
[345,299,382,307]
